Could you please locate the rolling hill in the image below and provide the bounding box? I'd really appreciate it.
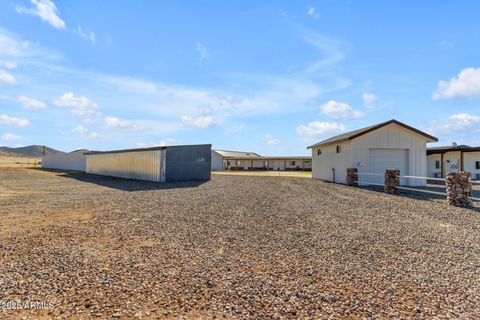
[0,145,62,157]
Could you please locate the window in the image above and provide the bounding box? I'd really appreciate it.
[336,145,341,153]
[476,161,480,170]
[435,160,440,169]
[317,149,322,156]
[290,161,296,166]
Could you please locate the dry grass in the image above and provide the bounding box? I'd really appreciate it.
[0,156,41,168]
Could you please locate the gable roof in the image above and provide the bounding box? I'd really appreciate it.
[213,150,262,159]
[307,119,438,149]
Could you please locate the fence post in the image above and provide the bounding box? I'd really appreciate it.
[384,169,400,194]
[445,172,473,207]
[346,168,357,186]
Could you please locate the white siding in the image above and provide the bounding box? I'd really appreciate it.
[211,152,224,171]
[351,124,428,186]
[86,149,165,182]
[269,160,285,170]
[252,160,266,169]
[427,154,442,178]
[312,142,352,184]
[238,160,251,169]
[463,152,480,180]
[368,149,409,185]
[312,123,430,186]
[443,151,461,173]
[42,152,86,171]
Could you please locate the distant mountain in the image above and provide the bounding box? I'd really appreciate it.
[0,145,62,157]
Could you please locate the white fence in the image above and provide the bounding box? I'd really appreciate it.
[355,172,480,202]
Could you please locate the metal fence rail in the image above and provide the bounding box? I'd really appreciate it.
[354,172,480,202]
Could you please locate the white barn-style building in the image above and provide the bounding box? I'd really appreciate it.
[427,144,480,180]
[308,119,438,186]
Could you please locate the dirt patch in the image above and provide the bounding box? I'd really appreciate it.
[0,208,96,234]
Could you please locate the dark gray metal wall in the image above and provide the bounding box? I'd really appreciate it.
[165,144,211,182]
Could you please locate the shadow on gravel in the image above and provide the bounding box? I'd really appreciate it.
[356,185,480,212]
[34,168,208,191]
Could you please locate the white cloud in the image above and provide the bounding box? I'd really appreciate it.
[135,138,177,148]
[135,142,157,148]
[264,134,281,145]
[72,125,101,140]
[75,26,96,44]
[16,0,66,29]
[18,96,47,110]
[296,121,345,137]
[296,30,347,76]
[0,28,34,57]
[159,138,177,146]
[0,69,16,85]
[0,61,17,69]
[428,113,480,145]
[104,116,143,132]
[362,93,379,109]
[0,114,30,127]
[307,7,319,18]
[433,68,480,100]
[182,109,216,128]
[195,43,211,62]
[2,133,23,141]
[54,92,98,116]
[429,113,480,133]
[320,100,363,119]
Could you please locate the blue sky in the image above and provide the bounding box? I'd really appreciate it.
[0,0,479,155]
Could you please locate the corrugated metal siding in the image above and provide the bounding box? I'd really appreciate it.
[165,145,211,181]
[86,149,165,182]
[42,152,86,171]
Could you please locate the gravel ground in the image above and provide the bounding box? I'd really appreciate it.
[1,168,480,319]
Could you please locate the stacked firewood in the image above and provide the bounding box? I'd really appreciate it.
[384,169,400,194]
[446,172,473,207]
[346,168,358,186]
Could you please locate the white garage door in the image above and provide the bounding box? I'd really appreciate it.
[368,149,409,185]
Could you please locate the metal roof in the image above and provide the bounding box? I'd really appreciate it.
[85,144,211,155]
[307,119,438,149]
[427,145,480,155]
[213,150,262,159]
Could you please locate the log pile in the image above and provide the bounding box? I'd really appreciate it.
[446,172,473,207]
[384,169,400,194]
[346,168,358,186]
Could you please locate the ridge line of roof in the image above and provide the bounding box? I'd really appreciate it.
[307,119,438,149]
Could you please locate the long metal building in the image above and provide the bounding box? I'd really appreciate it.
[42,149,88,171]
[85,144,211,182]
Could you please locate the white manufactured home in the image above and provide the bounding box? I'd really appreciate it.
[308,119,438,186]
[427,144,480,180]
[211,150,312,171]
